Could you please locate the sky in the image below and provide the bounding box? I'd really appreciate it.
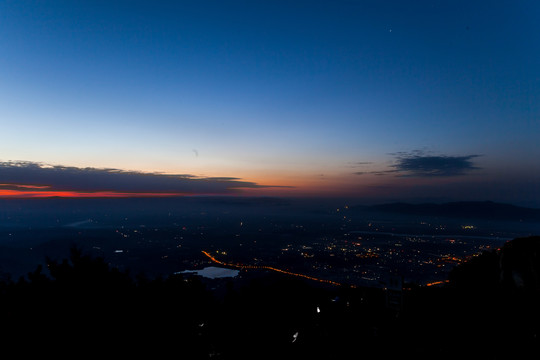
[0,1,539,205]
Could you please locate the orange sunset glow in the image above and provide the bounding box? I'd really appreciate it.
[0,189,189,198]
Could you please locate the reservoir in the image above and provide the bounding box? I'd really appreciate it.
[177,266,239,279]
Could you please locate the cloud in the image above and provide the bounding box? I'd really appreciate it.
[347,161,373,169]
[0,161,286,197]
[392,153,481,177]
[353,151,481,177]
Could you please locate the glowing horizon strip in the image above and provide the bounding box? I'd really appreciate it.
[0,189,189,198]
[201,250,350,287]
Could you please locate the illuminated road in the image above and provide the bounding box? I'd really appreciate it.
[201,251,348,287]
[425,280,449,287]
[202,251,451,288]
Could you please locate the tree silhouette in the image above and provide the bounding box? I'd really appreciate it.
[0,247,215,358]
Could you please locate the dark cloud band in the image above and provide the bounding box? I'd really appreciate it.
[0,161,284,195]
[354,152,481,177]
[392,154,481,177]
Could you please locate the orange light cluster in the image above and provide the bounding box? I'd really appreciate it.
[425,280,449,287]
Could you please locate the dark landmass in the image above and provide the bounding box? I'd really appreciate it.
[1,197,539,284]
[1,237,539,359]
[357,201,540,221]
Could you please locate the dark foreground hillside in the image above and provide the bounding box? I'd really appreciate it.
[1,237,539,359]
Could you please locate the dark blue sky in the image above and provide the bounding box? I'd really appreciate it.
[1,1,539,205]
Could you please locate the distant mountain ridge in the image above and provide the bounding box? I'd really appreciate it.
[360,201,540,221]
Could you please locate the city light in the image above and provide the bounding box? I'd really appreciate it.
[201,251,347,287]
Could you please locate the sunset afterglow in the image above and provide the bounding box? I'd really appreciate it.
[0,188,189,198]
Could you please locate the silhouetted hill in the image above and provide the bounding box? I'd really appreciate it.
[448,235,540,290]
[363,201,540,221]
[403,236,540,359]
[0,247,214,358]
[1,238,539,359]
